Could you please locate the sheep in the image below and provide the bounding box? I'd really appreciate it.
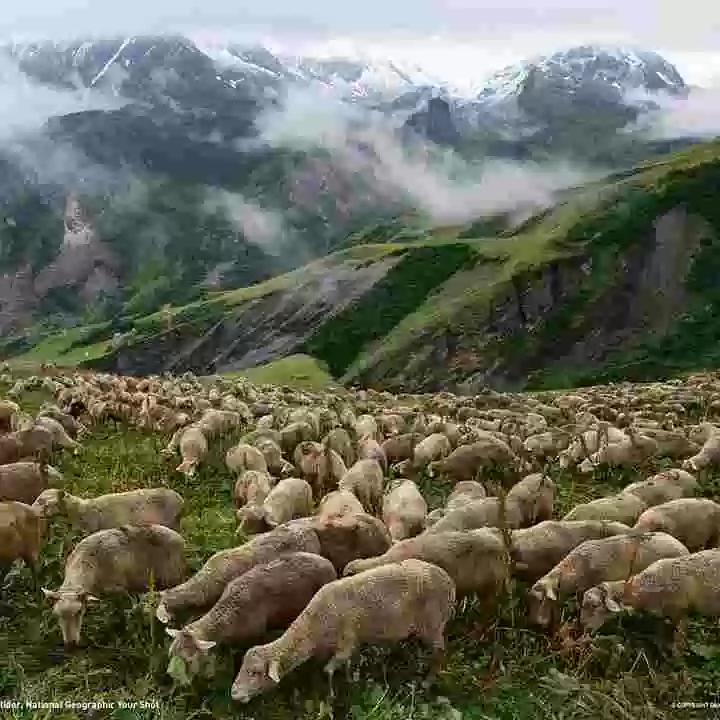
[279,422,315,455]
[0,462,62,504]
[0,399,20,433]
[622,469,698,507]
[425,481,488,529]
[580,549,720,637]
[155,524,321,625]
[563,493,648,526]
[34,416,81,451]
[356,434,388,473]
[427,438,518,483]
[354,414,379,441]
[338,459,385,516]
[294,442,347,499]
[510,520,632,582]
[323,428,355,468]
[38,405,86,438]
[682,432,720,472]
[381,433,422,465]
[317,490,365,521]
[0,501,45,585]
[426,497,524,535]
[635,428,699,459]
[344,528,509,600]
[558,425,628,469]
[43,524,187,645]
[165,553,337,685]
[0,426,55,465]
[32,488,184,532]
[233,470,275,509]
[226,443,268,476]
[633,498,720,551]
[196,409,244,438]
[577,428,659,473]
[176,426,208,477]
[236,478,314,535]
[506,473,556,525]
[290,512,392,573]
[382,479,427,541]
[528,532,690,628]
[523,431,571,462]
[408,433,452,473]
[230,559,456,702]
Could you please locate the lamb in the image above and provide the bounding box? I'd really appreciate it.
[337,459,385,516]
[382,479,427,541]
[580,549,720,635]
[633,498,720,551]
[233,470,275,509]
[43,524,187,645]
[323,428,355,468]
[236,478,314,535]
[155,524,321,625]
[427,438,518,483]
[682,432,720,472]
[344,528,509,600]
[510,520,632,582]
[506,473,556,525]
[165,553,337,685]
[0,501,45,584]
[230,559,456,702]
[0,462,62,504]
[317,490,365,521]
[33,488,184,532]
[528,532,689,628]
[622,469,698,507]
[175,426,208,477]
[381,433,422,465]
[563,493,648,526]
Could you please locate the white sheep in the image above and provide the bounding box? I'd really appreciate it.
[563,493,648,526]
[633,498,720,551]
[382,479,427,541]
[338,459,385,516]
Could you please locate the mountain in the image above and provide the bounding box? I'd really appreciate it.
[0,36,706,351]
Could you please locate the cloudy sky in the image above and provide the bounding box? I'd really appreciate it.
[3,0,720,86]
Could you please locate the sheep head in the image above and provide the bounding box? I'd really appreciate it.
[42,588,99,646]
[528,577,558,628]
[166,628,217,684]
[32,489,66,517]
[231,643,285,702]
[579,583,623,634]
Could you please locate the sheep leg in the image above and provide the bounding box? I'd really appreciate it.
[324,651,353,701]
[671,618,689,657]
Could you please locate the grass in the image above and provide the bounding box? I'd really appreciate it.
[2,377,720,719]
[221,355,337,392]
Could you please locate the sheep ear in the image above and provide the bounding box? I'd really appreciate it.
[267,660,282,684]
[545,584,558,602]
[42,588,60,600]
[165,628,180,638]
[196,639,217,652]
[84,594,100,604]
[605,596,623,613]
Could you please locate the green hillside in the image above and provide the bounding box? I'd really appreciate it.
[4,139,720,391]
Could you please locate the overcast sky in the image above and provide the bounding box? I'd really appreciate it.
[3,0,720,86]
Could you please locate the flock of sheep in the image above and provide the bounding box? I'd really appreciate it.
[2,364,720,705]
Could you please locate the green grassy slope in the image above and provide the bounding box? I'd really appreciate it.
[3,378,720,720]
[4,139,720,390]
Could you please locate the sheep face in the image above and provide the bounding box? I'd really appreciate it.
[33,489,64,517]
[580,585,623,633]
[528,579,557,628]
[236,507,269,536]
[166,628,217,684]
[43,589,98,645]
[231,645,280,703]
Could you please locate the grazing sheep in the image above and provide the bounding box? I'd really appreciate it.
[196,410,243,438]
[0,426,55,465]
[354,414,379,441]
[156,524,321,625]
[529,532,689,628]
[580,549,720,635]
[682,433,720,472]
[633,498,720,551]
[0,462,61,504]
[44,524,187,645]
[294,442,347,499]
[317,490,365,521]
[427,438,518,483]
[0,501,45,584]
[382,479,427,541]
[176,426,208,477]
[32,488,184,532]
[236,478,314,535]
[427,497,524,534]
[324,428,355,468]
[338,459,384,516]
[578,428,659,473]
[233,471,275,509]
[0,399,20,433]
[279,422,315,455]
[356,434,388,473]
[381,433,422,465]
[230,559,456,702]
[409,433,452,473]
[166,553,337,685]
[226,443,269,476]
[510,520,632,582]
[34,416,81,451]
[344,528,509,600]
[563,493,648,526]
[622,469,698,507]
[506,473,556,525]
